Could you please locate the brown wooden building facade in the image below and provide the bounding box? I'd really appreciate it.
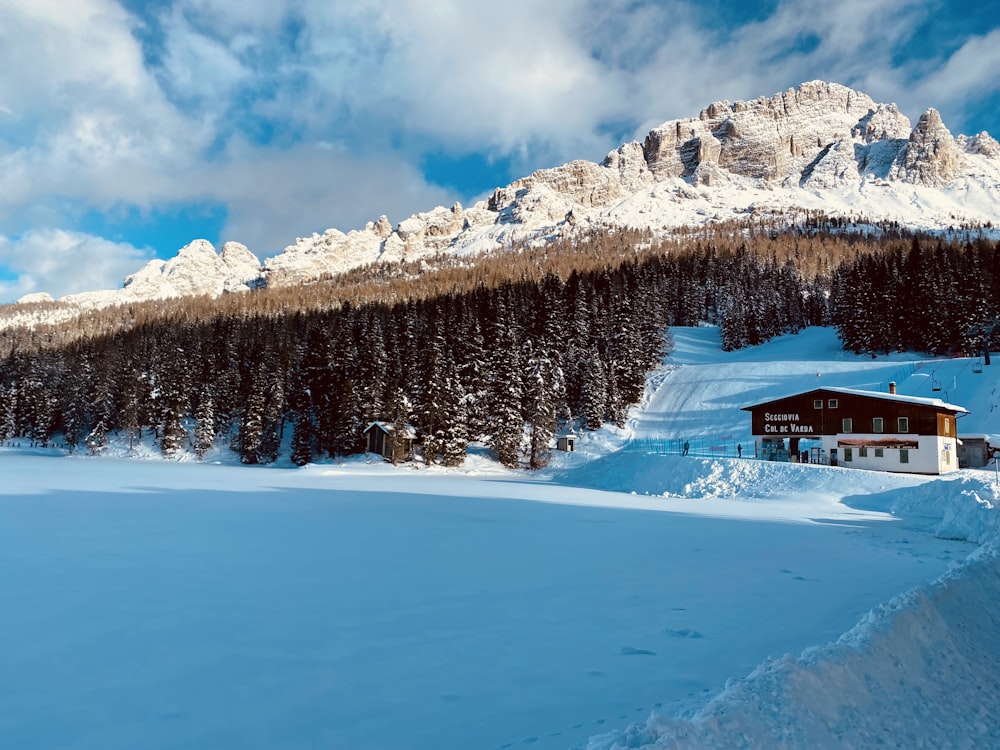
[741,385,968,474]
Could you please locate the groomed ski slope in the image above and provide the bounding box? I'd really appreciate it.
[1,327,999,750]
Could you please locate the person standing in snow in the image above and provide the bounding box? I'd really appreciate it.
[683,440,689,456]
[737,443,742,458]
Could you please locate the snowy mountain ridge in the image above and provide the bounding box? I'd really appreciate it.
[9,81,1000,320]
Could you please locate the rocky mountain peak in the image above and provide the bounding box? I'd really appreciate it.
[119,239,261,301]
[643,81,913,184]
[959,131,1000,157]
[891,107,962,186]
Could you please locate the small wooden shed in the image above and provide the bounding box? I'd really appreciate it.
[556,432,577,452]
[363,421,417,463]
[957,434,991,468]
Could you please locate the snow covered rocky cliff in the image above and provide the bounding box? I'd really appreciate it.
[13,81,1000,312]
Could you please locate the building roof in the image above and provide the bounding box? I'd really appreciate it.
[741,386,969,415]
[364,421,418,440]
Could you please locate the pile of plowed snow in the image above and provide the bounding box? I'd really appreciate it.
[560,451,923,502]
[583,464,1000,750]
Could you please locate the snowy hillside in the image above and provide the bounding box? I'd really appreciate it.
[629,326,998,452]
[6,80,999,323]
[2,326,999,749]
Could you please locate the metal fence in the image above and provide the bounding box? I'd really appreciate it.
[624,435,751,458]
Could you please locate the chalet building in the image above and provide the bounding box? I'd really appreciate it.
[363,421,417,463]
[741,383,968,475]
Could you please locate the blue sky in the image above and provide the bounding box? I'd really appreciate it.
[0,0,998,302]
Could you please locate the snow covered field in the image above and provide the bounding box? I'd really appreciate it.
[2,327,999,750]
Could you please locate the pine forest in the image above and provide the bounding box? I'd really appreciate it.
[1,222,997,467]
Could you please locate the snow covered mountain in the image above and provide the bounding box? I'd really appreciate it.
[11,81,1000,315]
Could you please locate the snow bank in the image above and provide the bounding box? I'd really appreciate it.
[887,473,1000,545]
[593,543,1000,750]
[560,452,921,502]
[587,470,1000,750]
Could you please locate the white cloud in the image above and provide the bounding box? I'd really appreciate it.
[205,139,456,257]
[901,28,1000,132]
[284,0,655,163]
[0,229,154,300]
[0,0,210,222]
[158,6,251,104]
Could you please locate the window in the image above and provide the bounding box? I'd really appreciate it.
[828,399,839,408]
[873,417,883,433]
[900,449,909,464]
[944,418,951,435]
[842,417,853,433]
[859,446,868,457]
[875,448,884,458]
[813,399,823,409]
[898,417,909,433]
[844,447,853,461]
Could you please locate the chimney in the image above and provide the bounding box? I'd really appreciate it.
[889,382,897,395]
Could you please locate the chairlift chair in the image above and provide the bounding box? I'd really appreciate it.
[931,378,942,392]
[973,358,984,374]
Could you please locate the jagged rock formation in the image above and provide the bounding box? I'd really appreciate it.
[53,240,261,308]
[642,81,913,184]
[959,132,1000,158]
[890,108,963,187]
[110,239,260,299]
[9,81,1000,317]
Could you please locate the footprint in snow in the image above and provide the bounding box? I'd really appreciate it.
[621,646,657,656]
[663,628,704,639]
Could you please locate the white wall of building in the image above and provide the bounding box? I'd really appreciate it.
[821,435,958,475]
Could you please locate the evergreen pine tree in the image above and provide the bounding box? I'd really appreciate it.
[86,417,109,455]
[193,391,216,458]
[580,349,608,430]
[385,383,414,465]
[486,307,524,467]
[237,384,266,464]
[0,383,15,443]
[525,344,559,470]
[416,326,467,465]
